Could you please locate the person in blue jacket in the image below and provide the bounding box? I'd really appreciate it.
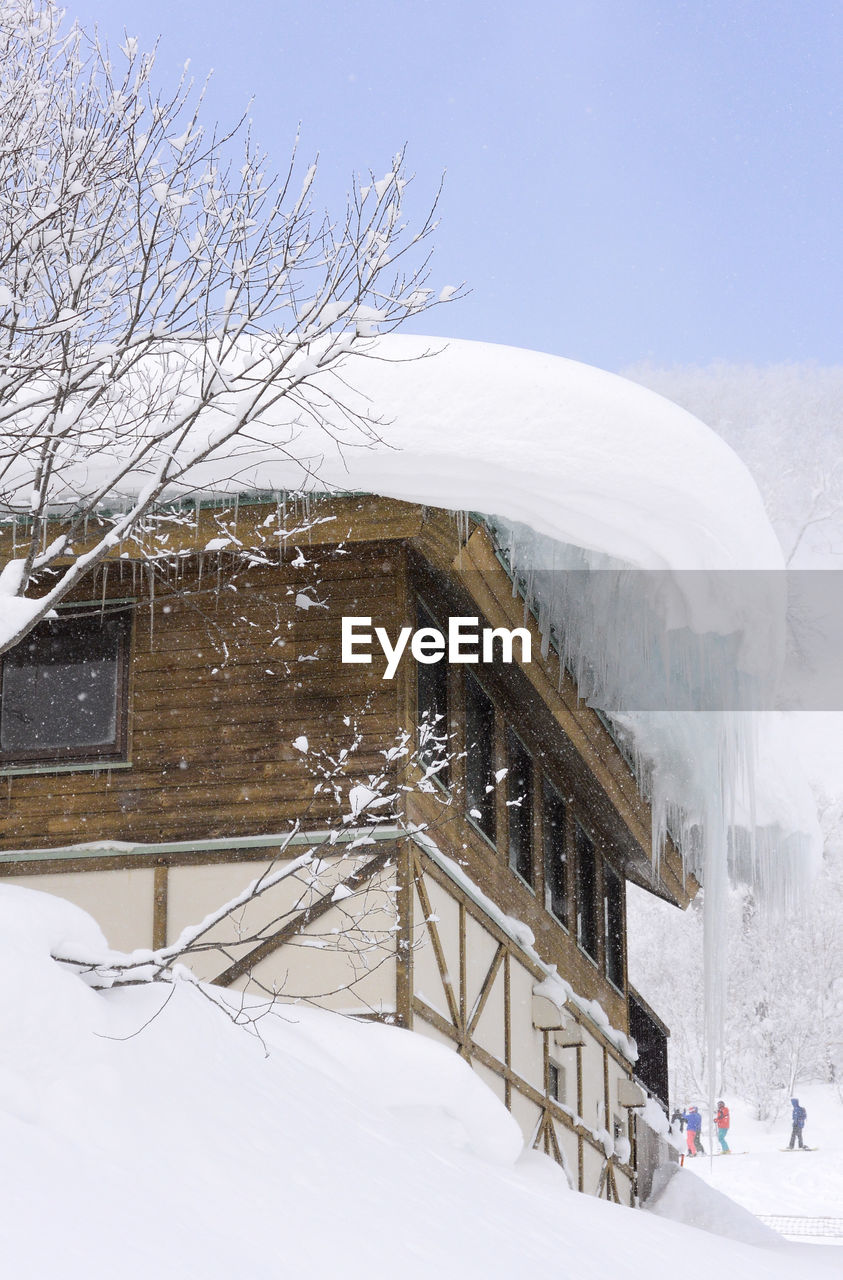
[685,1105,704,1155]
[788,1098,808,1149]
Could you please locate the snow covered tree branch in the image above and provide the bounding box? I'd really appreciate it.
[0,1,460,653]
[50,715,459,1011]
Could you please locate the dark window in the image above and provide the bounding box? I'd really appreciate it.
[628,993,669,1111]
[575,823,598,961]
[604,863,625,989]
[0,607,131,766]
[543,782,568,926]
[465,671,496,843]
[507,729,533,886]
[548,1061,566,1104]
[416,601,449,784]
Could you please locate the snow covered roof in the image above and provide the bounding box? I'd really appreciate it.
[181,334,784,576]
[6,334,822,895]
[172,334,817,897]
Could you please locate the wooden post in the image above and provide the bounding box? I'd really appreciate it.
[395,840,413,1029]
[152,861,168,950]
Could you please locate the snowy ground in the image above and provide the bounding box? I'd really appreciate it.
[678,1087,843,1228]
[1,887,840,1280]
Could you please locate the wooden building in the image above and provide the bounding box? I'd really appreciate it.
[0,493,693,1203]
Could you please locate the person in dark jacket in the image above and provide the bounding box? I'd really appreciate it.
[788,1097,807,1149]
[671,1108,686,1134]
[685,1105,704,1155]
[715,1100,731,1153]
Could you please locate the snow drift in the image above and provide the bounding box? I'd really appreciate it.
[1,886,836,1280]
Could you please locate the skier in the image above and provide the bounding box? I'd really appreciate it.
[715,1099,731,1153]
[788,1097,807,1150]
[671,1108,686,1134]
[685,1105,704,1155]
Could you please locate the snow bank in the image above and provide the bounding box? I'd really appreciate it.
[645,1164,782,1247]
[1,884,837,1280]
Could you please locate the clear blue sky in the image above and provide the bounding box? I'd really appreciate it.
[66,0,843,370]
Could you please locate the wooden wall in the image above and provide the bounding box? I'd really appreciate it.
[0,540,404,849]
[1,497,686,1047]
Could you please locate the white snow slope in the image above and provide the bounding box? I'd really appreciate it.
[1,887,838,1280]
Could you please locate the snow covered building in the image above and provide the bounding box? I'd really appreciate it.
[0,337,807,1204]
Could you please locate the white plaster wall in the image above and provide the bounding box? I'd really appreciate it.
[470,958,506,1064]
[411,885,454,1023]
[412,1016,457,1054]
[4,867,155,952]
[508,957,545,1093]
[471,1059,508,1110]
[549,1115,578,1189]
[167,854,395,983]
[463,914,500,1012]
[422,874,461,987]
[581,1139,607,1197]
[579,1030,607,1131]
[509,1088,542,1148]
[614,1167,634,1207]
[227,867,399,1012]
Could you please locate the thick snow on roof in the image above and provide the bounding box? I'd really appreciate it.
[183,336,817,892]
[5,334,821,891]
[184,334,784,577]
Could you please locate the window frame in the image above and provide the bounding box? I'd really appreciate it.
[506,726,534,889]
[0,604,132,768]
[603,860,625,992]
[575,820,599,964]
[464,669,497,846]
[414,597,451,787]
[542,778,569,929]
[548,1060,567,1105]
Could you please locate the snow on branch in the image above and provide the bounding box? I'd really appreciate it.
[0,1,462,654]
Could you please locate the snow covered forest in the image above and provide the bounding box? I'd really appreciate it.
[626,362,843,1120]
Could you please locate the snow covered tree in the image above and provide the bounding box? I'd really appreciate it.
[50,717,458,1021]
[0,1,455,653]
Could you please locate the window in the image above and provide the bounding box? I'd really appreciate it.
[0,606,131,766]
[543,782,568,927]
[415,600,449,783]
[464,671,496,842]
[604,862,625,989]
[628,993,669,1110]
[507,729,533,886]
[575,822,598,961]
[548,1061,566,1104]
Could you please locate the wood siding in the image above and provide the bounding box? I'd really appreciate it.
[1,540,403,848]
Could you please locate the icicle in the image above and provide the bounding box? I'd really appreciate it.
[100,564,108,620]
[146,562,155,649]
[281,494,289,565]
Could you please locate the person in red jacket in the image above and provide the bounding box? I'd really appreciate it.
[715,1100,731,1153]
